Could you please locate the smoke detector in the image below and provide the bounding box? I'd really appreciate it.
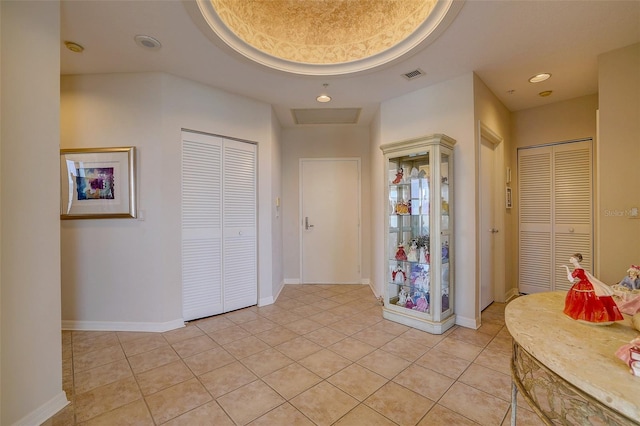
[134,35,162,51]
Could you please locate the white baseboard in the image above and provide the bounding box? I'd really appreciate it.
[258,295,275,306]
[505,288,520,302]
[12,390,68,426]
[284,279,371,285]
[61,318,185,333]
[368,282,381,299]
[273,281,285,301]
[455,315,480,330]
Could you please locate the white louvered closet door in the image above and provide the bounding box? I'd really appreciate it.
[552,141,593,291]
[519,148,553,294]
[518,140,593,294]
[182,132,224,321]
[182,132,257,321]
[222,139,257,312]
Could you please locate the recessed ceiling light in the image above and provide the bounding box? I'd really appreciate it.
[316,83,331,103]
[539,90,553,97]
[64,41,84,53]
[529,73,551,83]
[134,35,161,50]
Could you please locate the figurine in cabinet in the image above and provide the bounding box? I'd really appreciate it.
[395,200,410,215]
[404,296,414,309]
[411,264,429,292]
[407,241,418,262]
[441,241,449,262]
[392,265,406,284]
[392,168,404,184]
[419,247,429,264]
[414,293,428,312]
[395,245,407,261]
[416,269,429,292]
[397,288,408,306]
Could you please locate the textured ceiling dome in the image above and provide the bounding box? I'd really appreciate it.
[196,0,463,75]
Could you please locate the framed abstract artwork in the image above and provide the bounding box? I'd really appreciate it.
[60,147,136,219]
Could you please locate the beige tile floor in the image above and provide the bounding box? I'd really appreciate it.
[45,285,544,425]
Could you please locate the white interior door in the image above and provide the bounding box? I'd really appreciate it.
[480,137,496,310]
[301,159,360,284]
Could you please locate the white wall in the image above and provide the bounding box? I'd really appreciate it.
[369,109,383,299]
[160,74,277,308]
[512,95,598,149]
[281,126,371,282]
[511,94,599,286]
[375,73,479,327]
[1,1,67,424]
[270,110,284,299]
[61,73,168,328]
[60,72,278,329]
[597,43,640,282]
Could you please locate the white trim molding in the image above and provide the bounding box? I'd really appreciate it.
[62,319,185,333]
[11,391,69,426]
[258,295,275,306]
[455,315,480,330]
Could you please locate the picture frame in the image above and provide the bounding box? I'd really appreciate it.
[60,147,136,219]
[506,186,513,209]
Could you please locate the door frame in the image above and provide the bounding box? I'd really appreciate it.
[477,121,506,312]
[298,157,362,284]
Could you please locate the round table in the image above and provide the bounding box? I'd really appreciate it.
[505,291,640,425]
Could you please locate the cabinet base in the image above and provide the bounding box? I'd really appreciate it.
[382,307,456,334]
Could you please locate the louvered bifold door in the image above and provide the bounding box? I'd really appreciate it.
[518,147,553,294]
[552,141,593,291]
[222,139,257,312]
[182,132,224,321]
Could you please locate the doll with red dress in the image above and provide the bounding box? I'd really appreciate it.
[563,253,623,324]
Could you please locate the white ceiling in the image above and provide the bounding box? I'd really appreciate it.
[60,1,640,128]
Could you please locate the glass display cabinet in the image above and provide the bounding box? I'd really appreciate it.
[380,134,456,334]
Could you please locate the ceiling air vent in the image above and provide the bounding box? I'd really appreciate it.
[292,108,361,125]
[402,68,425,81]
